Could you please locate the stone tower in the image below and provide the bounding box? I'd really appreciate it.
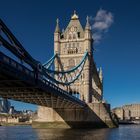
[54,11,103,103]
[34,12,118,129]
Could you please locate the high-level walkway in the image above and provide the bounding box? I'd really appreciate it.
[0,19,86,108]
[0,51,86,108]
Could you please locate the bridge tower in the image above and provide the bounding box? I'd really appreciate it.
[54,11,103,103]
[0,16,118,128]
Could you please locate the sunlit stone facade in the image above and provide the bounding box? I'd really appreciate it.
[54,12,103,103]
[112,104,140,120]
[34,12,118,128]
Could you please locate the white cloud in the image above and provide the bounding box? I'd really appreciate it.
[93,33,102,44]
[90,9,114,44]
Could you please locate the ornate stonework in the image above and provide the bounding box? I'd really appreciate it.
[33,12,118,129]
[54,11,103,103]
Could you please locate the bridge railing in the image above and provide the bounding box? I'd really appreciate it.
[41,78,85,105]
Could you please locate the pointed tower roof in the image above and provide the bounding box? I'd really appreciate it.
[85,16,91,30]
[71,10,79,20]
[64,11,84,38]
[55,18,60,33]
[99,67,103,82]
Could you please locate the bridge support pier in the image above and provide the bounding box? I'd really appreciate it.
[32,103,118,128]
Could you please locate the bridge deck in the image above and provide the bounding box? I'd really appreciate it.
[0,52,86,108]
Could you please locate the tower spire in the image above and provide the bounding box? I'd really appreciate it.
[71,10,79,20]
[85,16,91,30]
[99,67,103,83]
[55,18,60,32]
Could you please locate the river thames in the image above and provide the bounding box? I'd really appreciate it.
[0,125,140,140]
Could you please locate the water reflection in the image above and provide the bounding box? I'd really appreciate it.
[0,125,140,140]
[35,128,111,140]
[0,126,38,140]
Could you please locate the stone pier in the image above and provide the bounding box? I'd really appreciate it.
[32,103,118,128]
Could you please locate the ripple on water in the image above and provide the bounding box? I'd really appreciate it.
[0,125,140,140]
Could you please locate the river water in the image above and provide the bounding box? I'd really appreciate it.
[0,125,140,140]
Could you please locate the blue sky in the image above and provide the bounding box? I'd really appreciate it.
[0,0,140,110]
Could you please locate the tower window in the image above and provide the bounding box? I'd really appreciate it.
[69,34,72,40]
[73,34,76,39]
[61,34,64,39]
[67,48,78,54]
[77,32,80,38]
[75,48,78,53]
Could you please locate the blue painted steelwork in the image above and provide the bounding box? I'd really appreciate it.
[45,51,88,74]
[0,18,88,86]
[42,52,88,85]
[43,54,57,69]
[0,51,86,107]
[0,18,88,107]
[0,19,40,70]
[0,19,90,107]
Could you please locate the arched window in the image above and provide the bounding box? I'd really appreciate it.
[69,34,72,40]
[61,34,64,39]
[77,32,80,38]
[73,34,76,39]
[72,48,77,53]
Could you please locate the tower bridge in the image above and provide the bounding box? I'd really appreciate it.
[0,12,118,128]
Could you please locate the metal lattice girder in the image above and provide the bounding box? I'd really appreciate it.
[0,19,87,108]
[43,53,57,68]
[0,51,86,108]
[0,19,88,86]
[0,19,40,70]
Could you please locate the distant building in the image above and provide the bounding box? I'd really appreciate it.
[22,110,34,116]
[0,114,19,124]
[0,98,11,113]
[112,104,140,121]
[9,106,15,114]
[0,98,35,124]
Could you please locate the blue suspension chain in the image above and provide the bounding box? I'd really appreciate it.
[45,51,88,74]
[43,54,57,68]
[42,52,88,85]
